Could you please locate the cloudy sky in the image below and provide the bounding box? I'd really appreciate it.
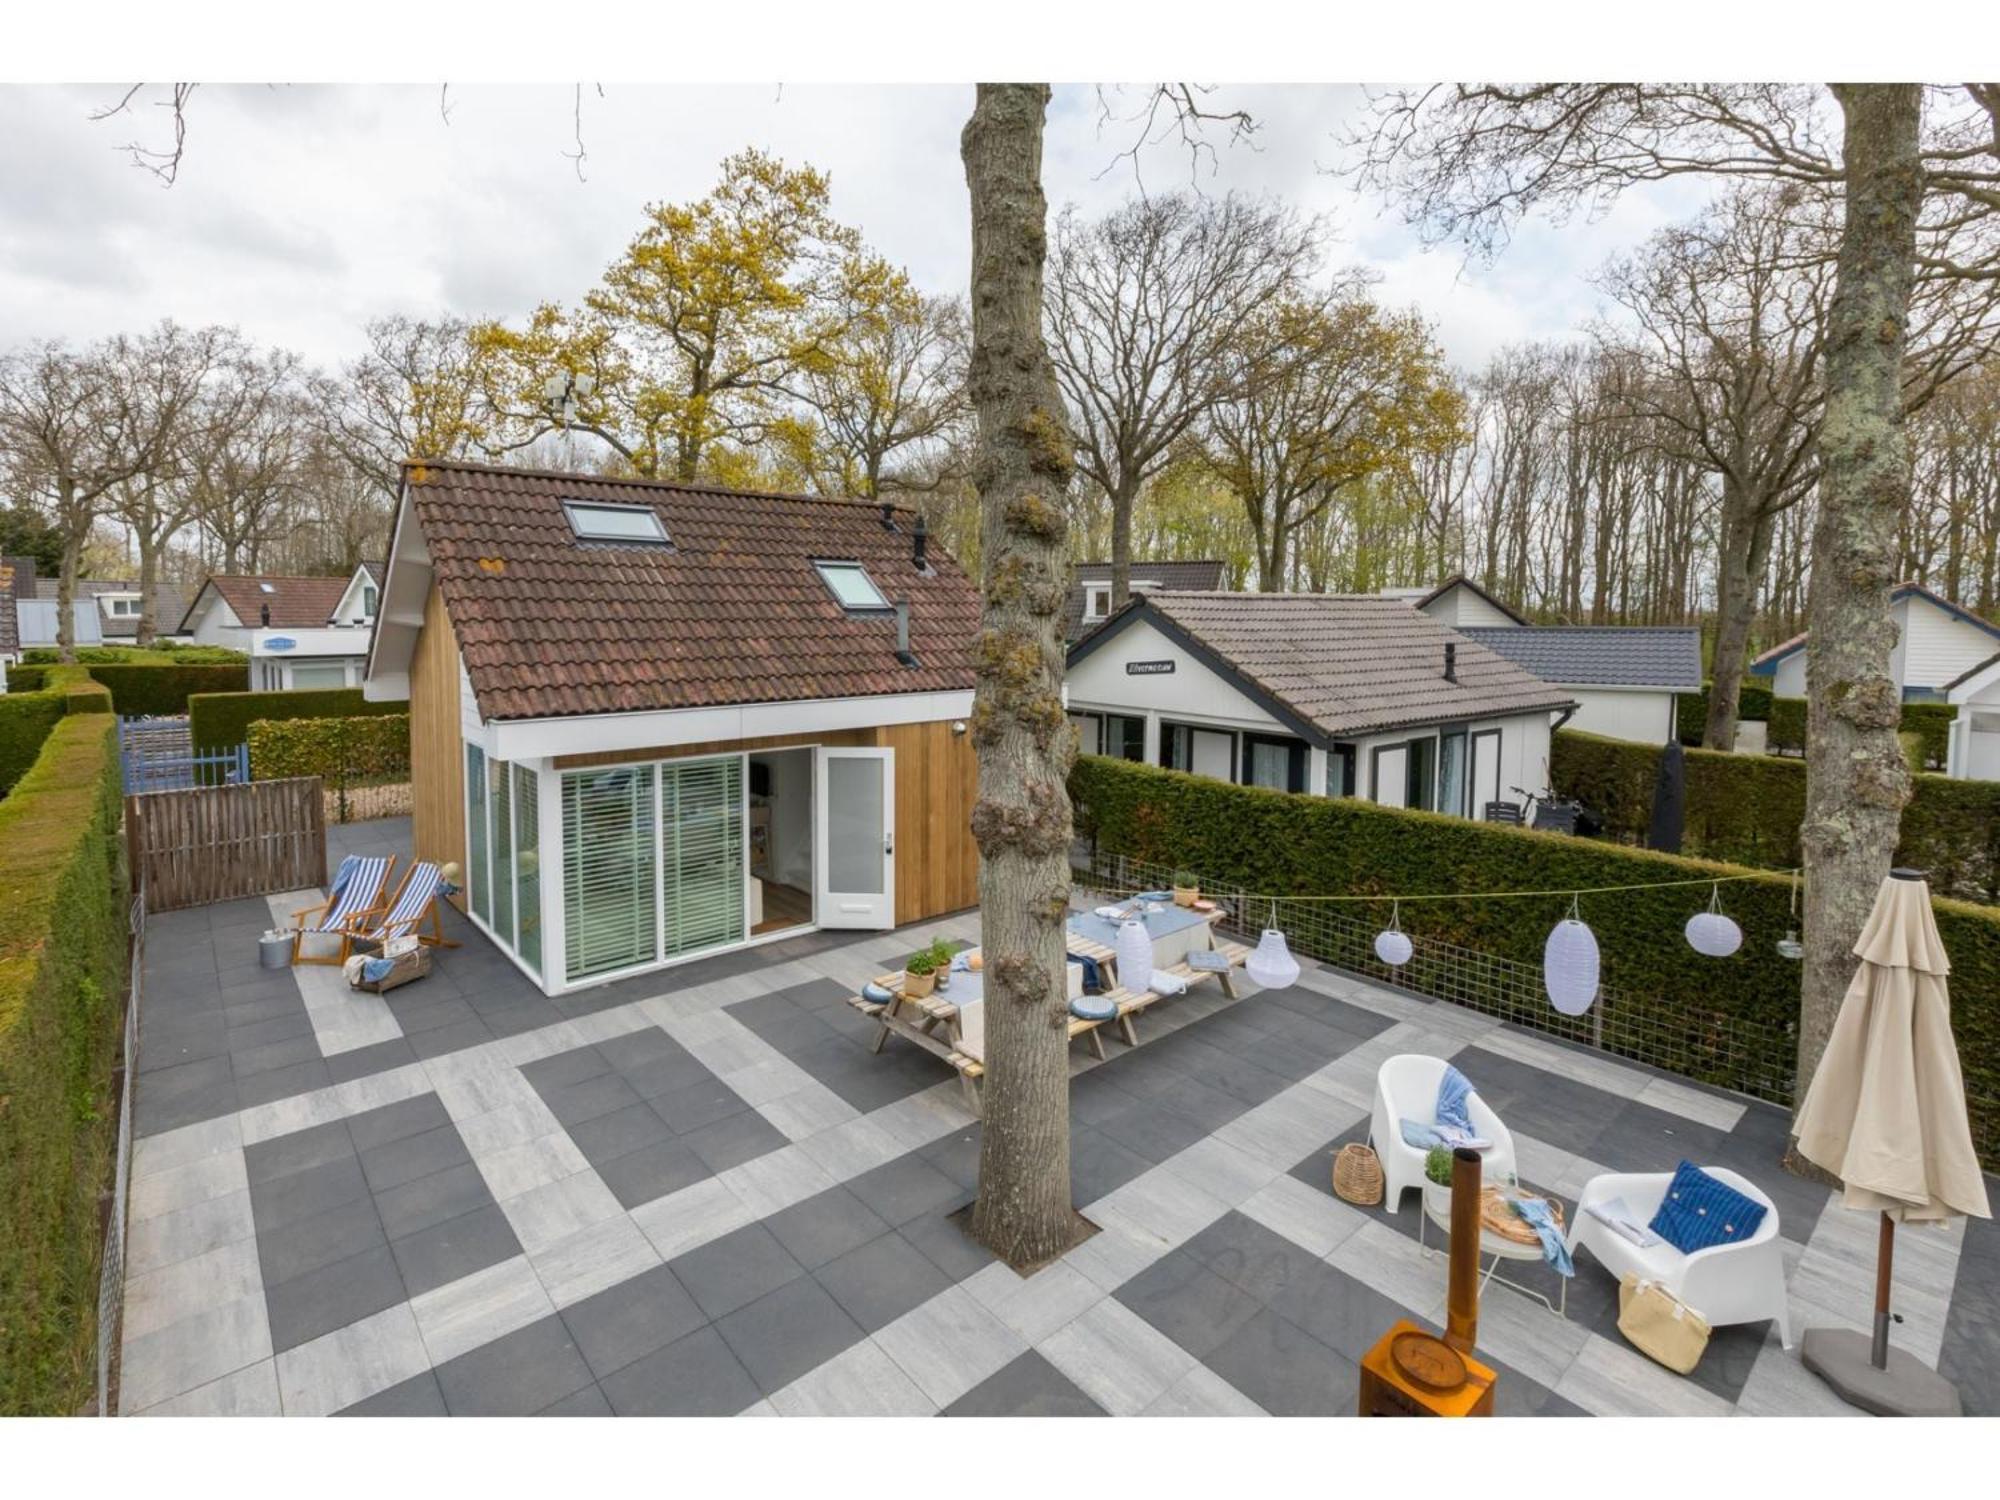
[0,82,1713,376]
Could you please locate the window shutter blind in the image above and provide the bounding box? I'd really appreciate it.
[466,745,489,923]
[662,756,744,958]
[513,764,541,976]
[491,756,515,945]
[563,765,658,981]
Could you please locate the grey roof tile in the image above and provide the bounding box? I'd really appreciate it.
[1457,626,1703,690]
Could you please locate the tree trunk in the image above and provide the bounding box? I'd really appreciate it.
[56,494,81,665]
[1793,84,1923,1122]
[136,526,160,647]
[961,82,1085,1270]
[1108,473,1139,610]
[1703,486,1771,750]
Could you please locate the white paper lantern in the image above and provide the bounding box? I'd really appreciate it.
[1114,918,1153,996]
[1245,929,1300,990]
[1684,910,1743,958]
[1543,917,1600,1016]
[1374,929,1413,967]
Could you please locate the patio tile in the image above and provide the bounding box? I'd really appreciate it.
[630,1176,755,1260]
[123,1238,266,1342]
[265,1243,408,1353]
[1069,1131,1157,1205]
[434,1313,598,1416]
[558,1262,707,1379]
[874,1283,1027,1407]
[373,1162,495,1241]
[899,1207,1001,1283]
[249,1154,372,1235]
[963,1259,1103,1346]
[764,1185,891,1271]
[1140,1364,1269,1416]
[390,1202,522,1297]
[335,1370,450,1416]
[531,1215,663,1308]
[1115,1247,1264,1359]
[230,1032,323,1079]
[236,1058,333,1109]
[132,1359,284,1417]
[943,1349,1106,1416]
[130,1148,249,1223]
[406,1017,494,1061]
[680,1107,789,1174]
[542,1071,646,1128]
[135,1054,237,1135]
[359,1124,474,1193]
[717,1275,867,1394]
[127,1187,257,1279]
[257,1198,388,1289]
[132,1114,243,1183]
[601,1325,763,1416]
[346,1092,453,1154]
[1237,1174,1370,1259]
[814,1230,952,1333]
[1200,1306,1358,1416]
[844,1153,968,1227]
[501,1171,625,1255]
[769,1336,937,1416]
[618,1052,716,1102]
[670,1221,805,1319]
[118,1290,272,1414]
[596,1137,712,1210]
[1037,1297,1198,1416]
[243,1119,354,1187]
[410,1253,556,1365]
[568,1101,676,1163]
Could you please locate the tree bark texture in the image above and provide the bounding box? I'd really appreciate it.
[960,84,1084,1268]
[1703,489,1775,751]
[1795,85,1923,1109]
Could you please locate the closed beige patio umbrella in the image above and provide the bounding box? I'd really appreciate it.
[1793,868,1991,1416]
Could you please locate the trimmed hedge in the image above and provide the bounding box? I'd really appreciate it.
[1764,696,1955,769]
[249,714,410,782]
[9,662,250,717]
[0,710,126,1414]
[188,687,407,754]
[1552,729,2000,902]
[1,668,115,797]
[1069,752,2000,1163]
[20,645,244,666]
[1676,680,1774,744]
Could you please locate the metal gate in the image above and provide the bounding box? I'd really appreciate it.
[117,716,248,794]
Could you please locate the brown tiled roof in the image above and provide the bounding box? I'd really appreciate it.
[401,461,981,721]
[1074,591,1575,739]
[1066,559,1228,641]
[192,574,351,631]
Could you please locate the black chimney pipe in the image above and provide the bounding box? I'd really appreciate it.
[894,599,917,667]
[912,514,929,572]
[879,500,897,531]
[260,602,271,628]
[1444,641,1457,682]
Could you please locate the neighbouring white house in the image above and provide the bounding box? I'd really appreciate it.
[1065,591,1576,818]
[177,561,384,691]
[1749,582,2000,703]
[1941,651,2000,780]
[1066,558,1228,643]
[1400,576,1703,744]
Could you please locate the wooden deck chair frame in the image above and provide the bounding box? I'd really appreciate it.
[292,855,398,966]
[338,861,460,962]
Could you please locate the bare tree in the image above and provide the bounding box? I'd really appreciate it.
[1045,192,1325,607]
[961,82,1088,1269]
[319,315,488,503]
[190,347,311,574]
[1353,80,2000,1126]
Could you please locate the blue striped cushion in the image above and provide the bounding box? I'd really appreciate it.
[1647,1161,1766,1254]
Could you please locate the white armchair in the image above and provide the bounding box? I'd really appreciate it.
[1369,1054,1517,1214]
[1566,1168,1791,1348]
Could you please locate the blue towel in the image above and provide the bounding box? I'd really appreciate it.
[1066,952,1105,995]
[1508,1194,1574,1277]
[1436,1064,1475,1133]
[360,956,397,983]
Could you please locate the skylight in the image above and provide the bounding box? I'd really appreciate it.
[563,499,671,546]
[814,560,890,612]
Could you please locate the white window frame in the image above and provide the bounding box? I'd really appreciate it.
[562,499,672,546]
[812,560,891,613]
[1084,584,1112,621]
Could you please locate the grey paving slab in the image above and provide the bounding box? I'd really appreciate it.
[346,1092,452,1154]
[595,1137,712,1210]
[559,1262,708,1381]
[1199,1306,1358,1417]
[670,1222,805,1320]
[244,1119,355,1186]
[538,1383,614,1415]
[433,1314,598,1416]
[266,1243,409,1354]
[374,1162,495,1241]
[649,1076,751,1133]
[335,1370,449,1416]
[236,1057,334,1109]
[257,1199,388,1288]
[390,1202,522,1298]
[943,1349,1107,1417]
[680,1107,788,1174]
[764,1185,892,1271]
[249,1154,372,1235]
[847,1154,968,1227]
[360,1124,475,1193]
[899,1206,1001,1283]
[599,1325,762,1416]
[568,1101,677,1163]
[814,1230,952,1333]
[715,1275,866,1395]
[1115,1247,1264,1359]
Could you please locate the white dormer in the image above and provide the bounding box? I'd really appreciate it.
[329,562,383,628]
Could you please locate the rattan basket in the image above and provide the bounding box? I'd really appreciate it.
[1480,1185,1564,1245]
[1333,1142,1385,1206]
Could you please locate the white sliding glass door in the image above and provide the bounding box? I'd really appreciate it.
[816,747,895,929]
[562,764,658,982]
[660,755,745,960]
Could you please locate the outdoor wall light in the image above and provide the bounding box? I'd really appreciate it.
[951,720,967,735]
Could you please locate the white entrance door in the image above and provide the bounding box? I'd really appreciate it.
[816,746,895,928]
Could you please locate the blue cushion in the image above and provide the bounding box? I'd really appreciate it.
[861,982,894,1005]
[1070,995,1118,1023]
[1647,1161,1767,1254]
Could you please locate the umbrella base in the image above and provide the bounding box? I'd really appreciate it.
[1801,1328,1962,1417]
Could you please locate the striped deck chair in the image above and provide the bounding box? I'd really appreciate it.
[292,854,396,966]
[341,860,458,958]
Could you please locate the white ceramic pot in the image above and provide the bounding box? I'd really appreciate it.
[1423,1180,1456,1221]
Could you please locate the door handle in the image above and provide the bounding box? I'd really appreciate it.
[884,833,894,856]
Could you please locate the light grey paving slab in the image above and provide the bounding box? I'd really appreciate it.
[1212,1089,1342,1168]
[795,1116,907,1179]
[1735,1340,1873,1417]
[409,1253,556,1366]
[122,1237,265,1342]
[1635,1075,1749,1132]
[760,1085,863,1142]
[132,1114,243,1181]
[1328,1220,1448,1322]
[1555,1332,1734,1417]
[1160,1135,1284,1208]
[473,1130,591,1202]
[1140,1363,1269,1417]
[962,1259,1106,1347]
[500,1169,625,1255]
[276,1302,432,1417]
[239,1086,350,1147]
[1088,1167,1230,1252]
[1060,1217,1168,1294]
[130,1357,283,1417]
[1037,1297,1199,1417]
[717,1144,838,1219]
[330,1063,433,1118]
[1237,1174,1370,1259]
[532,1214,663,1308]
[125,1185,257,1279]
[769,1335,937,1417]
[873,1283,1027,1408]
[129,1148,249,1223]
[629,1175,756,1261]
[119,1289,272,1414]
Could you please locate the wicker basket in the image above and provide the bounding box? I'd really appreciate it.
[1333,1143,1385,1206]
[1480,1185,1564,1245]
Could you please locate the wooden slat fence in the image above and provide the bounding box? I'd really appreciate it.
[124,777,327,912]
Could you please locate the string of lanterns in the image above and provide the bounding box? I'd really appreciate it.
[1116,868,1799,1018]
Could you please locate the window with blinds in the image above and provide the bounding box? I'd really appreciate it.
[661,756,744,959]
[466,744,490,923]
[513,764,541,976]
[563,765,658,982]
[491,756,515,945]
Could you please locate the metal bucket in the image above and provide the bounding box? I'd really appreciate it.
[259,930,293,970]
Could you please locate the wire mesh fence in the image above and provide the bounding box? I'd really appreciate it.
[95,886,144,1416]
[1078,848,1803,1108]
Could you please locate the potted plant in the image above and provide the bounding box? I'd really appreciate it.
[1422,1145,1457,1220]
[1171,868,1201,908]
[903,938,953,999]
